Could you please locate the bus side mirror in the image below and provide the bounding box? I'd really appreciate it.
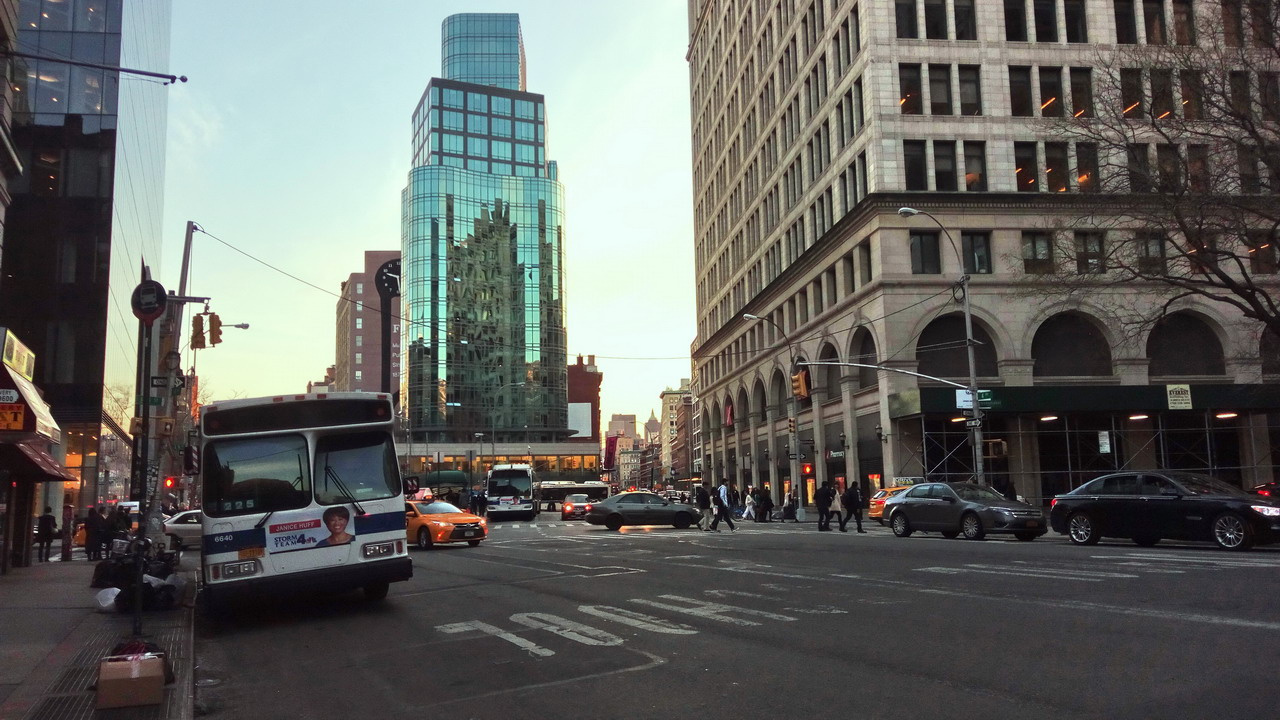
[403,477,419,496]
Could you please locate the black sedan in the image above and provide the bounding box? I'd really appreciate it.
[561,493,593,521]
[883,482,1047,541]
[1049,471,1280,550]
[584,491,700,531]
[1249,481,1280,499]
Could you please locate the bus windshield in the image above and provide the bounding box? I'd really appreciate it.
[315,431,400,505]
[489,470,532,497]
[204,434,311,516]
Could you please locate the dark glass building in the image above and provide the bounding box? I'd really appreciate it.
[0,0,172,508]
[401,13,567,444]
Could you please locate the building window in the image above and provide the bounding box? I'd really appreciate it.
[1010,66,1033,116]
[1181,70,1203,119]
[1034,0,1059,41]
[1005,0,1028,40]
[1143,0,1168,44]
[964,141,988,190]
[355,282,364,294]
[355,317,363,330]
[1230,70,1252,118]
[1188,144,1210,192]
[1040,66,1064,116]
[1015,141,1039,191]
[934,140,958,190]
[1239,144,1261,193]
[1247,230,1279,274]
[1076,231,1106,273]
[1262,72,1280,121]
[1223,0,1244,46]
[930,64,953,115]
[896,0,919,37]
[1115,0,1139,43]
[1022,231,1054,273]
[1128,143,1152,192]
[925,0,948,38]
[900,64,923,114]
[1077,142,1100,192]
[1065,0,1089,41]
[1045,142,1070,192]
[355,335,363,347]
[1157,143,1181,192]
[1172,0,1195,44]
[1121,68,1144,116]
[955,0,978,39]
[1070,67,1093,117]
[1136,231,1168,273]
[962,231,993,274]
[355,352,363,365]
[911,231,942,273]
[355,370,363,382]
[904,140,929,190]
[959,66,982,115]
[356,301,364,313]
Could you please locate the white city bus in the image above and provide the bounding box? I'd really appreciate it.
[199,392,412,613]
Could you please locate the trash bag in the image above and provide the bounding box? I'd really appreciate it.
[95,587,121,612]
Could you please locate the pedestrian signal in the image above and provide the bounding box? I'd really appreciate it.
[208,313,223,345]
[191,314,206,349]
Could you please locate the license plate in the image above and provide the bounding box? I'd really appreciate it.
[238,546,264,559]
[464,530,476,537]
[1026,520,1039,528]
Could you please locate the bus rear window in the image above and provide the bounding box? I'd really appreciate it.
[204,435,311,516]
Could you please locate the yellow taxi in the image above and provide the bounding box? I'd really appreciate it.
[405,499,487,549]
[869,486,912,525]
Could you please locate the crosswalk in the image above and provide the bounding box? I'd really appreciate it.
[914,549,1280,582]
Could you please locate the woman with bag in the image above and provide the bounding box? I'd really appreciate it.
[741,488,757,521]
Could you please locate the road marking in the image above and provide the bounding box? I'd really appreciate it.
[629,594,797,626]
[785,604,848,614]
[1098,552,1280,569]
[436,620,556,657]
[419,650,667,710]
[704,589,772,599]
[966,563,1141,579]
[510,613,624,646]
[914,564,1134,581]
[578,605,699,634]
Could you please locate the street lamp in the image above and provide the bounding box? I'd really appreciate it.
[897,206,984,486]
[742,312,798,507]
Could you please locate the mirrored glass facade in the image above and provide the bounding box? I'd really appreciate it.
[441,13,525,91]
[403,14,567,444]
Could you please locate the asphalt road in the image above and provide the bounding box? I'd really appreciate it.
[192,517,1280,719]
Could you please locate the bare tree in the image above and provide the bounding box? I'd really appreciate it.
[1031,1,1280,345]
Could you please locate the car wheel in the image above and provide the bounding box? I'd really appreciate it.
[1212,512,1254,550]
[416,528,433,550]
[1014,531,1038,541]
[467,539,481,547]
[1132,533,1161,547]
[941,530,959,539]
[1067,512,1101,545]
[673,512,692,529]
[961,513,986,540]
[605,515,623,531]
[363,582,389,601]
[890,512,912,537]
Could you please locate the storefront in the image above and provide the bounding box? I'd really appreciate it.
[0,329,73,574]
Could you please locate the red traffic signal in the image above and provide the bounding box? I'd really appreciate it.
[163,476,177,489]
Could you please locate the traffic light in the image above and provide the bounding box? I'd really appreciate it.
[208,313,223,345]
[164,476,176,489]
[801,463,814,478]
[790,369,810,399]
[787,417,796,434]
[191,314,206,349]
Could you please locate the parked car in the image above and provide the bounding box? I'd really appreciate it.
[1049,471,1280,550]
[561,493,593,521]
[884,482,1047,541]
[1249,481,1280,499]
[163,510,203,549]
[869,486,912,525]
[406,500,487,549]
[585,491,700,531]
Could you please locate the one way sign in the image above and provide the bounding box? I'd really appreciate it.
[171,375,187,396]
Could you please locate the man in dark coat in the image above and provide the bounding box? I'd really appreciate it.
[84,505,102,561]
[839,482,865,533]
[694,481,714,530]
[815,481,834,531]
[36,506,58,561]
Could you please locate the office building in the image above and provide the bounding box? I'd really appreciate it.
[687,0,1279,508]
[335,250,401,393]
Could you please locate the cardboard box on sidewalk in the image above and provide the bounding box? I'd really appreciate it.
[96,654,165,709]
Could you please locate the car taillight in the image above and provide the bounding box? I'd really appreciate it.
[1260,490,1272,497]
[585,504,592,512]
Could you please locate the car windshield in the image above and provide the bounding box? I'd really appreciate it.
[566,494,589,503]
[314,431,401,505]
[204,434,311,516]
[489,470,532,497]
[1166,473,1249,496]
[416,501,462,514]
[953,484,1009,502]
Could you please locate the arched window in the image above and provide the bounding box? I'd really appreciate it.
[917,315,999,378]
[817,344,841,398]
[1032,313,1112,376]
[852,331,878,389]
[1147,313,1225,376]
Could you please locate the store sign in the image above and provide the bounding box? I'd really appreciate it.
[2,330,35,380]
[0,403,24,430]
[1098,430,1111,454]
[1166,384,1192,410]
[0,389,18,403]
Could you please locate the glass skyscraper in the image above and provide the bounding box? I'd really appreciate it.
[402,13,567,444]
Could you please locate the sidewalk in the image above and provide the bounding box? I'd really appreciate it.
[0,550,195,720]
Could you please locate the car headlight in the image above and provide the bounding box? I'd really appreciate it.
[991,507,1013,515]
[1251,504,1280,517]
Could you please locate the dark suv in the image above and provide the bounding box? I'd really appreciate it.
[1049,471,1280,550]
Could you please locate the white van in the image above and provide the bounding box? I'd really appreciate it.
[486,464,539,521]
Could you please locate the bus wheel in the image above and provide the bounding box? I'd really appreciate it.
[417,528,433,550]
[363,582,389,601]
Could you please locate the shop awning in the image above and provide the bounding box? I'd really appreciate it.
[0,365,61,443]
[0,440,75,482]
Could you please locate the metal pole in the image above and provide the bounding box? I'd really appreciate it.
[960,274,985,486]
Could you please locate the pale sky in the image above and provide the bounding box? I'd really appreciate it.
[160,1,697,429]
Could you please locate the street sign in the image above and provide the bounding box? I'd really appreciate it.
[150,376,167,388]
[956,389,995,410]
[965,419,982,428]
[148,396,162,407]
[130,280,167,326]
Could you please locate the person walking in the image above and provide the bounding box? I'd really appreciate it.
[84,505,101,561]
[709,479,737,532]
[815,481,834,531]
[831,485,845,528]
[741,488,757,521]
[839,481,866,533]
[695,481,714,531]
[36,506,57,562]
